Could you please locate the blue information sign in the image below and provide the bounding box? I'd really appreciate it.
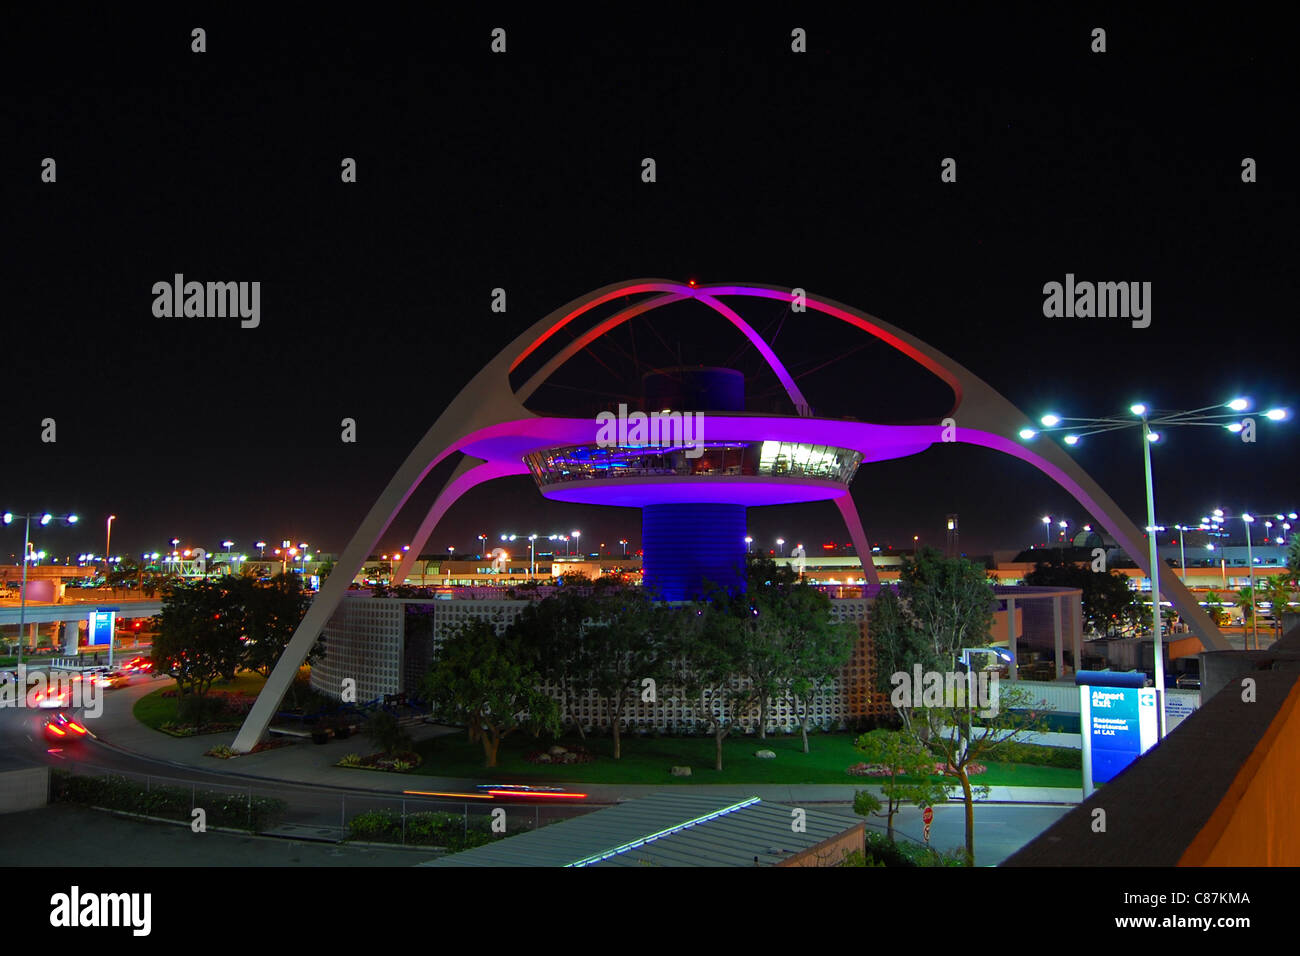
[1077,671,1159,796]
[87,610,116,646]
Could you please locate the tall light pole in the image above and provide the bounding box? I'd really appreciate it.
[528,534,537,578]
[1173,524,1190,580]
[1021,399,1290,740]
[105,515,116,580]
[776,537,785,557]
[4,512,78,666]
[572,530,581,558]
[620,538,628,557]
[1243,514,1257,650]
[477,534,487,559]
[744,535,753,554]
[1041,515,1052,548]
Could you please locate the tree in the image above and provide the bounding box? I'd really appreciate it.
[1262,575,1294,642]
[782,578,856,752]
[239,573,319,678]
[1202,590,1228,627]
[581,588,673,759]
[712,558,795,741]
[423,618,559,768]
[923,682,1048,866]
[674,595,760,772]
[870,548,1048,865]
[851,729,951,842]
[106,560,140,596]
[1023,557,1140,637]
[149,579,245,730]
[511,590,594,739]
[1237,586,1257,642]
[363,710,411,757]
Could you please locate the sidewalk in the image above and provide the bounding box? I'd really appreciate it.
[85,679,1082,806]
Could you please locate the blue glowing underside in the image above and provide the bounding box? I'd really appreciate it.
[641,503,747,601]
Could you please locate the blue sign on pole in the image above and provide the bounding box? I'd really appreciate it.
[87,610,116,646]
[1077,671,1159,796]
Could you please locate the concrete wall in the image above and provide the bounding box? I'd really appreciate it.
[781,823,865,867]
[0,766,49,814]
[1181,678,1300,865]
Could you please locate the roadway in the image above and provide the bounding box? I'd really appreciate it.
[0,673,1070,865]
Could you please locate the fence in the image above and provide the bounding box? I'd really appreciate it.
[49,759,594,850]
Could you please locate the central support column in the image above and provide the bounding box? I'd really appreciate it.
[641,503,747,600]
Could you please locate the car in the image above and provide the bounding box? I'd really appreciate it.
[32,687,72,709]
[475,783,587,800]
[43,712,90,742]
[122,657,154,674]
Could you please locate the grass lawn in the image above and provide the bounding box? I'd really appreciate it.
[411,731,1083,788]
[133,672,269,731]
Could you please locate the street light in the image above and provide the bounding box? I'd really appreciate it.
[1022,399,1289,740]
[3,511,78,666]
[776,537,785,556]
[105,515,116,579]
[1172,524,1193,580]
[572,530,581,557]
[744,535,753,553]
[619,538,628,556]
[1243,514,1258,651]
[1041,515,1052,548]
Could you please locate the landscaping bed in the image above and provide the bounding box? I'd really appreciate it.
[50,769,287,831]
[204,739,293,759]
[336,751,423,772]
[346,809,510,852]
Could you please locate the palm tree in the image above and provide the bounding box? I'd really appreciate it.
[1262,576,1294,643]
[1232,587,1253,632]
[1203,590,1226,627]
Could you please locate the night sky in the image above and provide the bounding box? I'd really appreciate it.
[3,8,1295,564]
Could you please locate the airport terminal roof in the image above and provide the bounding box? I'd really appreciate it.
[422,792,862,867]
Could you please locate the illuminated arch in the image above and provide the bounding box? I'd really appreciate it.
[233,280,1226,752]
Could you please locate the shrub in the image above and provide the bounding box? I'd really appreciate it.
[996,741,1082,769]
[50,770,287,831]
[855,831,960,867]
[337,753,363,767]
[348,810,401,841]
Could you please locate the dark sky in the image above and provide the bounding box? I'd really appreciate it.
[2,8,1295,563]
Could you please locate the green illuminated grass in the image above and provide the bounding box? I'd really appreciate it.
[411,731,1082,788]
[132,672,268,730]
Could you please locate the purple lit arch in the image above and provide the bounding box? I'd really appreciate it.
[233,280,1227,752]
